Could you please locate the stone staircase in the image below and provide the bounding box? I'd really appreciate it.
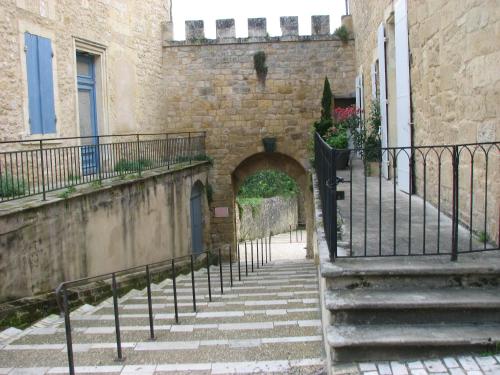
[322,255,500,364]
[0,259,325,374]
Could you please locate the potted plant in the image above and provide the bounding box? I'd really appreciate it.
[324,125,350,169]
[347,100,382,176]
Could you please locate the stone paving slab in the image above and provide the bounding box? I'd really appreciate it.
[353,355,500,375]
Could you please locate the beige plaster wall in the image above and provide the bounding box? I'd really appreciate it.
[0,164,210,300]
[0,0,170,143]
[162,35,356,251]
[350,0,499,243]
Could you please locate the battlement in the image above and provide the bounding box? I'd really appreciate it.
[163,15,353,46]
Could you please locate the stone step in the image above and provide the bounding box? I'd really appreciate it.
[11,323,321,345]
[0,339,324,367]
[0,358,324,374]
[326,287,500,324]
[327,323,500,363]
[322,255,500,290]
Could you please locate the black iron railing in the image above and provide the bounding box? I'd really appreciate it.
[56,234,272,374]
[314,132,500,261]
[0,132,206,203]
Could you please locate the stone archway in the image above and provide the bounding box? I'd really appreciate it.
[231,152,314,258]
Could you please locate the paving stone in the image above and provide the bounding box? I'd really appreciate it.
[359,363,377,372]
[378,362,392,374]
[424,359,447,373]
[410,370,428,375]
[444,358,460,368]
[449,369,466,375]
[390,362,409,375]
[458,357,480,371]
[408,362,425,370]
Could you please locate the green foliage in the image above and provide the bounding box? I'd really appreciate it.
[253,51,268,82]
[314,118,333,138]
[58,186,76,199]
[205,183,213,203]
[68,173,81,185]
[334,25,350,42]
[321,77,333,120]
[0,173,26,198]
[193,154,214,165]
[114,158,153,173]
[236,197,263,219]
[325,130,348,149]
[238,170,299,199]
[348,100,382,161]
[478,231,490,244]
[90,180,102,188]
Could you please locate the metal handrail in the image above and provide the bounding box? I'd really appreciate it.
[56,235,273,374]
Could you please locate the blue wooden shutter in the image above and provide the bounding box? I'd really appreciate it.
[25,32,56,134]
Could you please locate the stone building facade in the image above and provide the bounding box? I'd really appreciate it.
[162,16,356,253]
[0,0,170,143]
[349,0,499,243]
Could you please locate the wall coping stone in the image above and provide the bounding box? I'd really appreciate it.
[0,161,210,219]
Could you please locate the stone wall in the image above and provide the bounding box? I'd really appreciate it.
[0,163,210,300]
[162,15,356,251]
[0,0,170,143]
[237,196,299,240]
[349,0,499,243]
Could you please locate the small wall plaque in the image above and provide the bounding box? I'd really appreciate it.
[214,207,229,217]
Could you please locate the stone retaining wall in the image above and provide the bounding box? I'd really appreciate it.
[237,196,299,240]
[0,163,210,300]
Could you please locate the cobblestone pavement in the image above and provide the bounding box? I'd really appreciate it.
[346,355,500,375]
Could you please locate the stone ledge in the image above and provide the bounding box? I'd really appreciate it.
[0,161,209,219]
[325,288,500,311]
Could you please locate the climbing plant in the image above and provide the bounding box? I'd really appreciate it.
[238,170,298,199]
[253,51,268,83]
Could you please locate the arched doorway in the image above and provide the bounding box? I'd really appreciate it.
[190,181,204,255]
[232,152,313,259]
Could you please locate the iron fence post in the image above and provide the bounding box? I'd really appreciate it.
[136,134,142,176]
[190,254,197,312]
[188,132,192,164]
[229,245,233,287]
[237,243,241,281]
[166,133,170,170]
[172,259,179,323]
[218,248,224,294]
[111,273,124,361]
[39,140,46,200]
[145,265,155,340]
[206,251,212,301]
[330,148,338,261]
[269,232,272,262]
[451,145,459,261]
[62,286,75,375]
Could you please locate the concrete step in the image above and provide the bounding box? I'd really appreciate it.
[326,287,500,324]
[327,323,500,363]
[322,255,500,290]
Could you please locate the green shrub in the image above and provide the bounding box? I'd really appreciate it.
[0,173,26,198]
[114,158,153,173]
[334,25,350,42]
[238,170,299,198]
[326,131,348,149]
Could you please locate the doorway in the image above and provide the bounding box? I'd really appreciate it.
[76,52,99,176]
[190,181,204,255]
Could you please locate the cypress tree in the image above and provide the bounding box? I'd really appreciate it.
[321,77,332,120]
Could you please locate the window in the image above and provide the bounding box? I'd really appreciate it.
[25,32,56,134]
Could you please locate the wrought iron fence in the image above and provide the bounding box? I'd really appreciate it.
[314,132,500,261]
[0,132,206,203]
